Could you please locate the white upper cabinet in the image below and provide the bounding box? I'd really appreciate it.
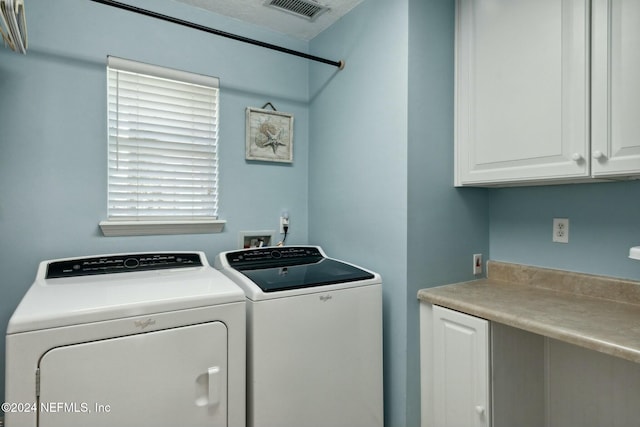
[455,0,590,186]
[591,0,640,177]
[456,0,640,186]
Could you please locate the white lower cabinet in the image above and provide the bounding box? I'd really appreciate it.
[421,304,490,427]
[420,303,640,427]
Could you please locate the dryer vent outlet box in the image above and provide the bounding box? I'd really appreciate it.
[265,0,330,20]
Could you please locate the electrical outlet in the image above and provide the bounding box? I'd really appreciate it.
[553,218,569,243]
[279,211,290,234]
[473,254,483,275]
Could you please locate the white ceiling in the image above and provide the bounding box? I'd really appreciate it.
[171,0,364,40]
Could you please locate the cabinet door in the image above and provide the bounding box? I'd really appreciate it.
[432,305,490,427]
[591,0,640,177]
[456,0,590,186]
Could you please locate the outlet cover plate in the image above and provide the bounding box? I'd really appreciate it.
[553,218,569,243]
[473,253,483,275]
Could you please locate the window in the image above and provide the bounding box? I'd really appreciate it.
[99,57,224,236]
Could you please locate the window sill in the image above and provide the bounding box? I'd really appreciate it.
[99,219,226,237]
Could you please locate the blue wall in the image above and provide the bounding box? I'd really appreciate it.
[406,1,489,426]
[309,0,490,426]
[490,181,640,280]
[308,1,409,425]
[0,0,310,405]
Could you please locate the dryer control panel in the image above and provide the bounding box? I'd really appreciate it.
[46,253,203,279]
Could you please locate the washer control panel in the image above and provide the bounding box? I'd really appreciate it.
[226,246,323,268]
[46,253,203,279]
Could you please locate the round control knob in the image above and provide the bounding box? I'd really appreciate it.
[124,257,139,269]
[475,406,485,416]
[571,153,583,162]
[592,150,605,159]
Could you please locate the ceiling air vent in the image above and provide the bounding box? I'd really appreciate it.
[264,0,330,21]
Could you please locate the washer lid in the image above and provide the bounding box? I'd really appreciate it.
[237,258,374,292]
[7,252,245,334]
[216,246,380,300]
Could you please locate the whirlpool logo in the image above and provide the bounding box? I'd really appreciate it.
[319,295,333,302]
[134,318,156,329]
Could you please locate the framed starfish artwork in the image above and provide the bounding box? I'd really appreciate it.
[245,107,294,163]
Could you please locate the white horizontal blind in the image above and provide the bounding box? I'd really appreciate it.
[107,57,219,220]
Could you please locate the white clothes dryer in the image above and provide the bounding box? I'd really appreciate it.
[215,246,383,427]
[5,252,245,427]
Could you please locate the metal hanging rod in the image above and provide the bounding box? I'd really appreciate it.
[89,0,345,69]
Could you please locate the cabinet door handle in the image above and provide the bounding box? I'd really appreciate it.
[475,405,485,415]
[592,150,605,159]
[571,153,583,162]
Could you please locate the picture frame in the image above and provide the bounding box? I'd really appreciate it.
[245,107,294,163]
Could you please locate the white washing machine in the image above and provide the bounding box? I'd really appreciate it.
[5,252,246,427]
[214,246,383,427]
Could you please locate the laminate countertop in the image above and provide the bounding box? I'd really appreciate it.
[417,261,640,363]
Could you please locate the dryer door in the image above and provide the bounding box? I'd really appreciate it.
[38,321,228,427]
